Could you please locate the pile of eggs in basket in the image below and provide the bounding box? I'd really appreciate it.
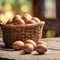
[7,13,47,54]
[7,13,41,25]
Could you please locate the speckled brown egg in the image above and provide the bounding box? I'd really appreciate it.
[23,43,34,54]
[12,41,24,50]
[35,44,48,54]
[22,13,32,24]
[24,39,36,48]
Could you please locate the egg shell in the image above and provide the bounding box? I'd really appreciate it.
[13,15,21,21]
[7,19,13,24]
[32,17,40,23]
[27,20,36,24]
[12,15,25,25]
[23,43,34,54]
[24,39,36,48]
[12,41,24,50]
[14,19,25,25]
[37,41,47,46]
[22,13,32,24]
[35,44,48,54]
[40,21,45,25]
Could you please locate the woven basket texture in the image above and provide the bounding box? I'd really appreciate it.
[1,23,44,47]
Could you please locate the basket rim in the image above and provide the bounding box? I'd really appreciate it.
[0,21,45,28]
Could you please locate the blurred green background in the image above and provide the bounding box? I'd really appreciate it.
[0,0,32,23]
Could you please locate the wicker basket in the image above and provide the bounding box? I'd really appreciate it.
[0,21,45,47]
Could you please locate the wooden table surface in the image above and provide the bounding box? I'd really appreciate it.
[0,37,60,60]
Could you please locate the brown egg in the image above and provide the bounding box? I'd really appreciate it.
[12,15,25,25]
[12,41,24,50]
[35,44,48,54]
[7,19,12,24]
[14,19,25,25]
[28,20,37,24]
[22,13,32,24]
[13,15,21,21]
[40,21,45,25]
[24,39,36,48]
[23,43,34,54]
[32,17,40,23]
[37,41,47,46]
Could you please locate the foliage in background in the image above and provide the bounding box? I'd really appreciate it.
[0,0,32,23]
[46,30,56,38]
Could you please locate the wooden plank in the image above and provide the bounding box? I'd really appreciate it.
[0,38,60,60]
[42,37,60,51]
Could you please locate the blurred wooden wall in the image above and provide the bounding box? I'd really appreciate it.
[33,0,60,38]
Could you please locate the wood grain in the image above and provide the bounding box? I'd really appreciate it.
[0,37,60,60]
